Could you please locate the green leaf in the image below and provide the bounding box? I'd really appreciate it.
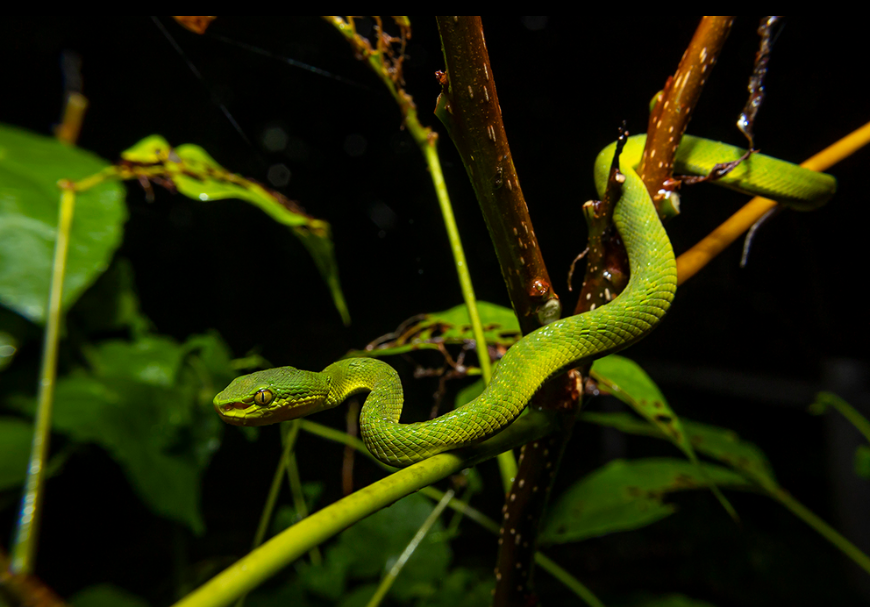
[46,374,208,533]
[418,569,495,607]
[0,418,35,491]
[540,458,750,544]
[580,410,665,438]
[120,136,350,325]
[680,418,777,491]
[0,329,17,372]
[431,301,520,338]
[0,124,126,323]
[272,483,324,531]
[347,494,451,601]
[70,258,151,336]
[855,445,870,480]
[84,335,185,386]
[336,584,380,607]
[624,593,718,607]
[809,391,870,446]
[300,493,451,601]
[70,584,150,607]
[242,580,309,607]
[118,135,171,164]
[298,543,353,601]
[183,331,234,380]
[580,412,779,491]
[591,356,738,519]
[345,301,520,360]
[181,332,239,441]
[6,331,232,533]
[591,356,691,456]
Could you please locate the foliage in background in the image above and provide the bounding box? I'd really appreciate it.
[0,15,868,607]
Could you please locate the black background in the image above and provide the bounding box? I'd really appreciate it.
[1,16,868,606]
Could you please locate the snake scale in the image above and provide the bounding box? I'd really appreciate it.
[214,135,835,466]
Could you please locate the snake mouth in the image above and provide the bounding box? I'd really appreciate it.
[214,401,255,426]
[214,398,325,426]
[214,401,258,426]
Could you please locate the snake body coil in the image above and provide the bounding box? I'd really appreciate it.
[214,135,835,466]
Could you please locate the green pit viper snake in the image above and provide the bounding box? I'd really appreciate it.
[214,134,835,467]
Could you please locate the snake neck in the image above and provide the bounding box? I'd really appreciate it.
[320,154,678,467]
[323,358,402,413]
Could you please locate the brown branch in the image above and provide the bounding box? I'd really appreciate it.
[492,379,580,607]
[572,17,736,318]
[573,127,632,315]
[435,17,582,606]
[0,546,67,607]
[437,18,736,606]
[172,16,216,34]
[639,16,734,211]
[435,16,559,334]
[573,18,735,321]
[522,20,735,607]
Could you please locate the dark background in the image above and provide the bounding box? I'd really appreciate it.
[1,16,868,606]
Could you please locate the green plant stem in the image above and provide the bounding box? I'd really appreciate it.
[325,16,492,382]
[300,420,382,466]
[421,486,497,533]
[413,51,516,493]
[249,424,298,552]
[366,490,455,607]
[533,553,605,607]
[841,406,870,445]
[324,17,513,486]
[419,142,492,386]
[421,142,515,489]
[283,429,322,565]
[298,419,598,605]
[421,486,601,605]
[818,393,870,445]
[445,484,475,536]
[173,411,555,607]
[234,423,316,607]
[773,489,870,575]
[10,187,76,574]
[581,409,870,578]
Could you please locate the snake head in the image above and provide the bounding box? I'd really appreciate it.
[213,366,331,426]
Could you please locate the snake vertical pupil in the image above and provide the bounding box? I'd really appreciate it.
[254,389,274,406]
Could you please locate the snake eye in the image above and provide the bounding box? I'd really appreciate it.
[254,389,274,407]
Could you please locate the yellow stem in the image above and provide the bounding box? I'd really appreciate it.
[10,187,76,574]
[676,121,870,284]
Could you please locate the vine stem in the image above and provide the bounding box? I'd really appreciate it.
[304,419,600,604]
[773,489,870,575]
[420,142,492,385]
[171,411,556,607]
[365,490,455,607]
[10,186,76,574]
[533,553,605,607]
[226,418,602,604]
[420,142,517,487]
[323,16,492,383]
[324,16,511,484]
[178,417,598,606]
